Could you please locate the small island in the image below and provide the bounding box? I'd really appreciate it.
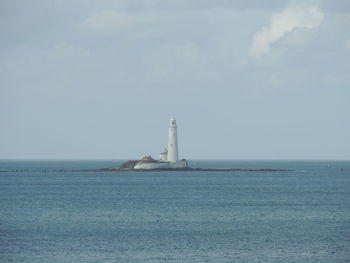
[97,166,287,172]
[92,158,288,172]
[93,118,288,173]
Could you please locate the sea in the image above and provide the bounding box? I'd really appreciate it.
[0,160,349,263]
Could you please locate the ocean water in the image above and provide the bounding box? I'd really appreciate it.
[0,160,349,262]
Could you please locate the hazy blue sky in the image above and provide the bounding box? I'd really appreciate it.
[1,0,349,160]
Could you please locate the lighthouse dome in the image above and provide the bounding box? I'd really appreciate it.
[170,117,177,126]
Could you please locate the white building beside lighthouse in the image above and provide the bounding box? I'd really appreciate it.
[134,117,188,169]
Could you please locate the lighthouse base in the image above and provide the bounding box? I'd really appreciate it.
[134,160,188,170]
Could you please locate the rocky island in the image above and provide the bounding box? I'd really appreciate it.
[91,118,288,172]
[94,158,288,172]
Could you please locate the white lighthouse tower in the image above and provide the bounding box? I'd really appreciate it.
[133,117,188,169]
[167,117,179,163]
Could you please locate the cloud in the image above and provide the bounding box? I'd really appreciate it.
[249,5,324,58]
[79,10,135,34]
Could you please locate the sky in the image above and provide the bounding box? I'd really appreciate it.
[1,0,349,160]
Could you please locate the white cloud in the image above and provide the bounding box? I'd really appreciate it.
[249,5,324,58]
[79,10,135,33]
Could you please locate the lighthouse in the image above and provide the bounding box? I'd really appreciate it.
[167,117,179,162]
[133,117,188,169]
